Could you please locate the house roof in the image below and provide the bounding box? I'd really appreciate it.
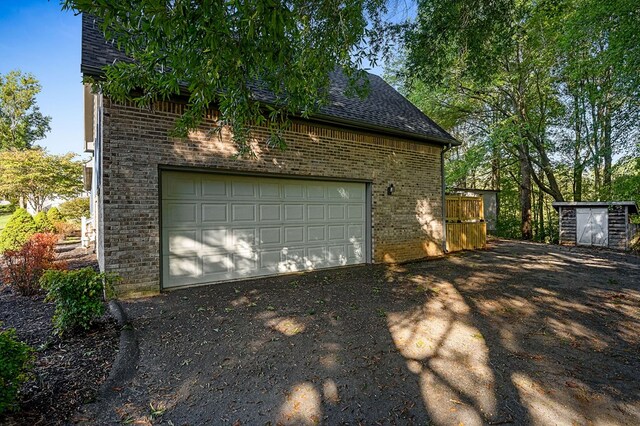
[81,14,458,146]
[552,201,639,214]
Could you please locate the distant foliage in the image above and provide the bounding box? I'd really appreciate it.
[59,197,90,221]
[0,70,51,150]
[33,211,54,233]
[0,149,83,212]
[0,208,36,253]
[1,233,64,296]
[46,207,62,224]
[0,326,34,414]
[0,203,16,215]
[40,269,118,335]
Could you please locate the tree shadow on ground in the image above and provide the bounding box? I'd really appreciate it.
[94,240,640,425]
[392,240,640,425]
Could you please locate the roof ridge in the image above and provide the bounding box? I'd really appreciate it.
[81,13,458,145]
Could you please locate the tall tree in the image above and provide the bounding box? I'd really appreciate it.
[553,0,640,200]
[401,0,566,238]
[63,0,396,155]
[397,0,639,239]
[0,149,83,213]
[0,71,51,150]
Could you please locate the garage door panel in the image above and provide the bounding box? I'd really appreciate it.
[259,204,281,221]
[201,228,228,249]
[201,179,226,197]
[284,204,304,221]
[307,247,326,267]
[232,228,256,248]
[349,186,365,200]
[167,255,200,278]
[231,204,256,221]
[284,227,304,243]
[259,183,280,198]
[166,176,198,198]
[284,183,304,198]
[307,205,325,220]
[202,253,231,274]
[348,224,363,239]
[308,226,325,242]
[162,172,368,288]
[327,245,347,265]
[233,253,257,272]
[328,225,346,241]
[307,185,325,199]
[166,203,197,225]
[328,183,364,200]
[202,204,227,222]
[348,205,364,220]
[259,227,281,245]
[167,230,198,253]
[348,244,363,261]
[328,205,345,220]
[281,247,306,267]
[259,250,282,270]
[232,181,255,197]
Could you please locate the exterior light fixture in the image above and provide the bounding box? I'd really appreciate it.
[387,183,395,196]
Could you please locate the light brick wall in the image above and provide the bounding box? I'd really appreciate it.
[100,99,444,296]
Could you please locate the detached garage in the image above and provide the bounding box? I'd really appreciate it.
[82,15,458,296]
[553,201,639,250]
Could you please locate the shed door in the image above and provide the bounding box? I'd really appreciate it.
[161,171,368,289]
[576,208,608,247]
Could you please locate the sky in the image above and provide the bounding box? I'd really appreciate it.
[0,0,84,157]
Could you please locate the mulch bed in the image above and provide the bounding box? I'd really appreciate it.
[0,243,119,425]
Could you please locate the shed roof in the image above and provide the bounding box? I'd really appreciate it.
[552,201,638,214]
[81,15,458,146]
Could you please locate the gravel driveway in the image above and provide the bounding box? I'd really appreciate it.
[90,239,640,425]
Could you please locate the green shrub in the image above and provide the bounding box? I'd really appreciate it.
[0,326,33,414]
[0,203,16,215]
[33,211,54,233]
[58,197,90,221]
[0,209,36,253]
[40,269,118,335]
[46,207,62,224]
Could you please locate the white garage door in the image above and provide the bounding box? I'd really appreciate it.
[161,171,368,288]
[576,208,608,247]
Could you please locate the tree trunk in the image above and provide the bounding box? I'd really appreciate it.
[603,108,612,199]
[573,166,583,202]
[573,97,583,202]
[519,143,533,240]
[538,186,545,242]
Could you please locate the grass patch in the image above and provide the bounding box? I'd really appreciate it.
[0,213,11,233]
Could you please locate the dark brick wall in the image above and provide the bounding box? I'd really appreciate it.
[100,99,445,296]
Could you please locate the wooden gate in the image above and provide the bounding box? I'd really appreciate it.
[446,195,487,252]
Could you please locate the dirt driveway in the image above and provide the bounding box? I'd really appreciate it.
[92,240,640,425]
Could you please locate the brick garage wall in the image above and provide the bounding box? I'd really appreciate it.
[100,99,444,296]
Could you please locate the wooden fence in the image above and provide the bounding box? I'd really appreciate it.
[445,195,487,252]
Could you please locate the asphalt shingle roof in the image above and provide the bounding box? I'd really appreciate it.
[81,15,457,145]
